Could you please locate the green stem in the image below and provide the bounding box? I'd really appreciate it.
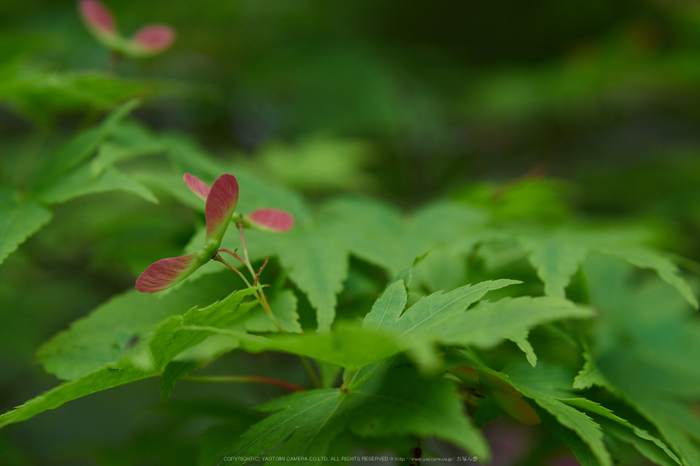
[340,369,357,393]
[183,375,305,392]
[225,226,323,389]
[214,254,253,287]
[238,222,258,279]
[233,226,283,332]
[214,254,283,331]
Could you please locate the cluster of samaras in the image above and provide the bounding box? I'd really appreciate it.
[135,173,293,293]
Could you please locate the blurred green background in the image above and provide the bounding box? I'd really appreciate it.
[2,0,700,464]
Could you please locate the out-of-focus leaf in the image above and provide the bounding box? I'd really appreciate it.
[457,177,574,223]
[194,281,591,372]
[0,195,52,265]
[597,417,680,466]
[253,137,377,193]
[0,358,156,429]
[159,360,199,403]
[598,245,698,309]
[253,227,349,333]
[584,255,700,465]
[35,164,158,205]
[0,69,150,123]
[33,98,140,184]
[516,228,697,308]
[506,364,612,466]
[587,256,700,400]
[507,329,537,368]
[221,358,489,464]
[564,398,681,466]
[149,287,258,370]
[1,288,258,428]
[90,141,166,176]
[36,274,240,380]
[573,351,609,391]
[520,234,588,299]
[320,197,488,276]
[244,289,302,334]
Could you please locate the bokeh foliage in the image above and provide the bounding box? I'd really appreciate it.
[2,0,700,465]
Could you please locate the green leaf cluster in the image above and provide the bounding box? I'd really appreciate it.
[1,99,699,466]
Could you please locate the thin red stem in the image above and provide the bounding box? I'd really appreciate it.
[213,254,253,287]
[219,248,247,264]
[214,253,283,331]
[254,256,269,286]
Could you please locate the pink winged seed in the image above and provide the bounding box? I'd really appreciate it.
[135,253,199,293]
[131,25,176,52]
[78,0,116,34]
[246,209,294,232]
[205,174,239,242]
[183,173,211,201]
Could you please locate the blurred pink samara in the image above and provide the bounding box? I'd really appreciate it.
[78,0,176,57]
[131,25,176,52]
[78,0,116,35]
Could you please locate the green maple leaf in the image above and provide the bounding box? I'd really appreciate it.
[244,289,302,334]
[220,358,489,465]
[0,194,52,266]
[35,164,158,205]
[270,227,349,332]
[36,273,238,381]
[0,287,258,428]
[517,227,697,308]
[320,197,488,276]
[458,354,680,466]
[189,278,592,372]
[175,196,491,332]
[0,359,155,429]
[0,100,143,266]
[519,232,589,299]
[584,254,700,465]
[225,198,485,332]
[149,286,259,370]
[213,223,349,333]
[32,98,140,189]
[573,350,610,391]
[364,278,593,368]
